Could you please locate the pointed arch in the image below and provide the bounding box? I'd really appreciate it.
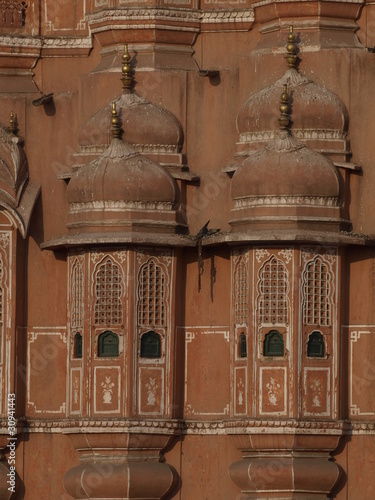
[302,256,333,327]
[94,256,123,326]
[137,257,167,328]
[257,256,290,326]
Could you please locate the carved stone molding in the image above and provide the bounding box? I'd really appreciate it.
[228,429,345,499]
[63,429,179,499]
[234,195,341,209]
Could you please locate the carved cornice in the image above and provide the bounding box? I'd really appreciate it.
[21,418,185,434]
[87,7,254,25]
[19,417,355,435]
[0,35,92,50]
[79,144,180,154]
[87,7,202,24]
[233,195,340,208]
[69,200,174,212]
[239,129,348,144]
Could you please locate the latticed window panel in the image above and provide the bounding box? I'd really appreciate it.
[303,258,332,326]
[258,257,289,325]
[71,260,84,328]
[94,258,123,325]
[0,1,27,27]
[234,258,248,325]
[138,259,166,327]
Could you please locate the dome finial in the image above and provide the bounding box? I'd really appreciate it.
[286,25,298,69]
[8,111,17,135]
[279,84,291,131]
[111,102,121,139]
[121,44,134,93]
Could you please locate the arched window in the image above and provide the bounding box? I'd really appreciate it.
[234,258,248,325]
[258,257,289,325]
[307,331,325,358]
[138,259,166,328]
[74,332,82,359]
[71,258,84,329]
[98,330,119,357]
[302,257,332,327]
[239,332,247,358]
[140,331,161,359]
[264,330,284,357]
[94,258,123,326]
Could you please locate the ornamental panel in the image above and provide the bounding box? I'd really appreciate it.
[303,367,330,417]
[259,367,287,416]
[184,327,230,417]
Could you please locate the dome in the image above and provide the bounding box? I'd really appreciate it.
[230,131,342,233]
[79,93,183,154]
[232,132,340,200]
[68,139,176,205]
[67,137,179,235]
[237,68,347,140]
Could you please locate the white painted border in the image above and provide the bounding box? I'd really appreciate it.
[27,328,67,414]
[184,327,230,416]
[349,329,375,417]
[93,365,121,415]
[138,366,164,416]
[303,367,330,417]
[259,366,287,416]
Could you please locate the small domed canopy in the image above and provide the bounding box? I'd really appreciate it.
[235,27,349,162]
[230,131,342,233]
[79,93,183,154]
[67,108,180,236]
[79,47,182,155]
[232,132,340,200]
[237,69,347,139]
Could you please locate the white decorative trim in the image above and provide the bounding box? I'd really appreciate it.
[259,367,288,416]
[234,366,247,416]
[93,366,121,415]
[0,35,92,50]
[44,0,87,32]
[87,7,254,28]
[70,200,174,212]
[234,195,340,208]
[349,330,375,417]
[303,367,330,417]
[239,129,348,144]
[138,367,165,416]
[184,327,230,416]
[27,329,67,415]
[70,368,82,415]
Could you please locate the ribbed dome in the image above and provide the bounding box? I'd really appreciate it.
[67,137,180,235]
[68,138,176,206]
[79,93,183,154]
[232,131,340,202]
[237,68,347,139]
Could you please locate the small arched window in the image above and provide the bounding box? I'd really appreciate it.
[264,330,284,357]
[98,330,119,357]
[74,332,82,359]
[140,331,161,359]
[239,332,247,358]
[307,331,325,358]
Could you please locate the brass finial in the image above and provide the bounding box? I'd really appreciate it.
[279,84,291,130]
[8,111,16,135]
[121,44,134,93]
[285,25,298,69]
[111,102,121,139]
